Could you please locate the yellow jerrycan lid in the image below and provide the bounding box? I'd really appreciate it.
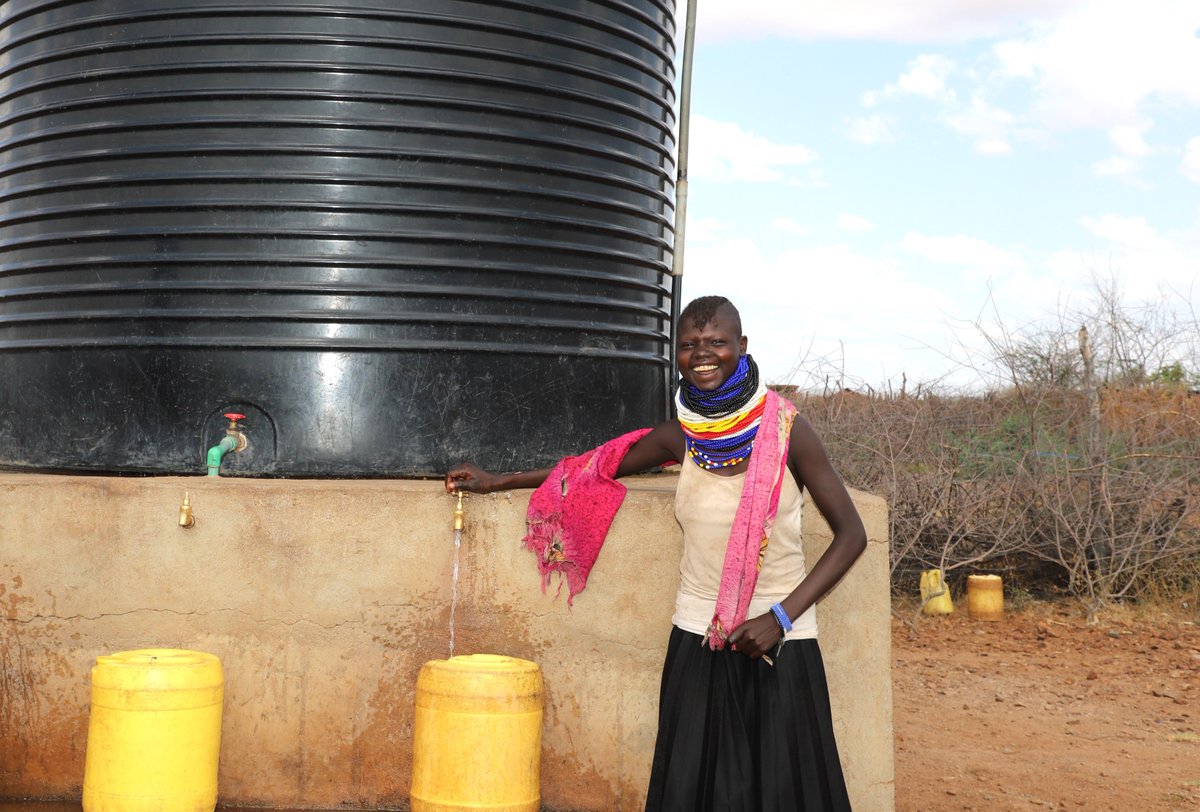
[416,653,542,714]
[91,649,223,710]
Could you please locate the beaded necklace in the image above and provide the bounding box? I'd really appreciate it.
[676,355,768,469]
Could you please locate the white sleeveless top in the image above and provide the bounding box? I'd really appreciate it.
[672,458,819,640]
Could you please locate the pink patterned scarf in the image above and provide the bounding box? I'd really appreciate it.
[522,392,796,633]
[522,428,652,604]
[705,390,798,649]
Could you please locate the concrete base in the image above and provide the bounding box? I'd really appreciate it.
[0,473,893,810]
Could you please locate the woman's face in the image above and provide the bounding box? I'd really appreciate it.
[676,306,748,391]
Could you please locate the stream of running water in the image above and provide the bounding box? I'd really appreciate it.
[449,527,462,658]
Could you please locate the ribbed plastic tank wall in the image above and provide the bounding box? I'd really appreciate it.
[0,0,677,476]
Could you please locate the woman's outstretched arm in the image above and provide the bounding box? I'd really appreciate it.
[444,463,551,494]
[445,420,685,494]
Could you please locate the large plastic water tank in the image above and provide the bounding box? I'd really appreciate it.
[0,0,677,476]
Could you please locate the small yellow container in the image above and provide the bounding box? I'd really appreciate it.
[919,569,954,615]
[83,649,223,812]
[967,575,1004,621]
[410,654,543,812]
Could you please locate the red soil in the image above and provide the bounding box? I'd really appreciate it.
[892,601,1200,811]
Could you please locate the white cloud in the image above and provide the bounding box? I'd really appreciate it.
[1076,214,1200,300]
[680,225,1199,388]
[693,0,1085,44]
[1088,123,1154,182]
[1080,214,1166,251]
[791,167,830,189]
[901,233,1023,274]
[976,139,1014,156]
[688,115,817,183]
[1182,137,1200,183]
[1109,123,1152,157]
[892,55,958,102]
[1091,156,1136,178]
[681,236,959,384]
[991,0,1200,131]
[837,213,874,232]
[772,217,809,236]
[941,94,1017,153]
[685,217,727,243]
[864,56,1016,153]
[835,2,1199,153]
[845,114,896,145]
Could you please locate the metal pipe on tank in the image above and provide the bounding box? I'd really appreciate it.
[668,0,699,413]
[672,0,699,282]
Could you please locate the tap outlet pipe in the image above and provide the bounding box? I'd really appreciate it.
[206,435,240,476]
[179,491,196,527]
[453,491,465,531]
[206,412,247,476]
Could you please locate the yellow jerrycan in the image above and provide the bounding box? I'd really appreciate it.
[411,653,543,812]
[967,574,1004,621]
[920,569,954,615]
[83,648,223,812]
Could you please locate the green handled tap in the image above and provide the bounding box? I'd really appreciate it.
[206,413,248,476]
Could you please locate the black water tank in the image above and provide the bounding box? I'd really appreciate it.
[0,0,677,476]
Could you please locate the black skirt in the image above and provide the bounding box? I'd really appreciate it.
[644,627,852,812]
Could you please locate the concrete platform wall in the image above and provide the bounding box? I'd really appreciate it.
[0,473,893,810]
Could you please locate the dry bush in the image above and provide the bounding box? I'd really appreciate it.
[790,384,1199,621]
[781,280,1200,621]
[1006,382,1199,622]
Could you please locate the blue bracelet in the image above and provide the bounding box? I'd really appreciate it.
[770,603,793,634]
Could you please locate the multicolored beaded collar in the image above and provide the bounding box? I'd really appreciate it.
[676,354,768,469]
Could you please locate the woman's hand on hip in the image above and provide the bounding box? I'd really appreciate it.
[727,612,784,660]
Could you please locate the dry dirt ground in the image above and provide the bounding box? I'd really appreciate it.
[892,600,1200,811]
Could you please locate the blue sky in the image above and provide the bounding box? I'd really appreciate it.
[674,0,1200,390]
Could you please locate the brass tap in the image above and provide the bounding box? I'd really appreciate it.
[179,491,195,528]
[453,490,465,531]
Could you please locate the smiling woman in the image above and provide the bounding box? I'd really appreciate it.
[676,296,747,390]
[674,299,765,471]
[446,294,869,812]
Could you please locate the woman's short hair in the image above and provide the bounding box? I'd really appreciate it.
[679,296,741,336]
